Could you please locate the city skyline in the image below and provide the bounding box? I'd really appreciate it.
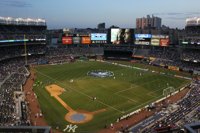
[0,0,200,29]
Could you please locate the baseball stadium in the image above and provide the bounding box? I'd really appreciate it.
[0,14,200,133]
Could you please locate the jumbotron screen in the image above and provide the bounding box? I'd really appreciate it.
[91,33,107,44]
[134,34,152,45]
[111,28,133,44]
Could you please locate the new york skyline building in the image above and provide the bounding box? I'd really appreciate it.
[136,15,161,29]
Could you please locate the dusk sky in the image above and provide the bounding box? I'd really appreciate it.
[0,0,200,29]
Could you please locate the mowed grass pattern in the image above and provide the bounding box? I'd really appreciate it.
[33,61,190,132]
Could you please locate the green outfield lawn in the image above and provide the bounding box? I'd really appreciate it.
[33,61,190,133]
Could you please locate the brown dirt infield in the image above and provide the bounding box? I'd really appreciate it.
[46,84,106,124]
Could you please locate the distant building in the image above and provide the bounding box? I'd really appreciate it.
[136,15,161,29]
[97,23,105,29]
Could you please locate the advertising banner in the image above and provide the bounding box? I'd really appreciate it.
[160,39,170,46]
[81,37,91,44]
[62,37,72,44]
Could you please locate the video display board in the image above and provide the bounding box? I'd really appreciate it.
[62,34,91,45]
[151,35,165,46]
[81,36,91,44]
[0,39,29,43]
[51,38,58,45]
[150,35,170,46]
[62,37,73,44]
[73,37,81,44]
[111,28,133,44]
[160,38,170,46]
[151,39,160,46]
[134,34,152,45]
[91,33,107,44]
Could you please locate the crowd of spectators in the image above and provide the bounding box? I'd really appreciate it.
[46,47,103,57]
[149,48,179,61]
[151,59,200,72]
[185,25,200,35]
[133,49,150,57]
[0,34,46,41]
[0,59,30,126]
[0,24,46,40]
[0,46,104,63]
[181,49,200,63]
[0,45,46,61]
[148,48,200,72]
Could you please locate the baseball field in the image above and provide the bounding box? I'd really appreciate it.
[33,61,191,132]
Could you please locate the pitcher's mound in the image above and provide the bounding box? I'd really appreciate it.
[65,111,93,124]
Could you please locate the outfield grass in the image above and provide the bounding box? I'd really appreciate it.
[33,61,190,132]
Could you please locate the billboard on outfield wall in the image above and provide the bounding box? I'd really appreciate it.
[168,66,179,71]
[160,38,170,46]
[151,39,160,46]
[134,34,152,45]
[91,33,107,44]
[62,34,91,44]
[51,38,58,45]
[73,37,81,44]
[149,57,156,61]
[111,28,133,44]
[62,37,72,44]
[81,37,91,44]
[151,35,169,46]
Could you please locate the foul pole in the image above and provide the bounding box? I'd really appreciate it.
[24,34,28,66]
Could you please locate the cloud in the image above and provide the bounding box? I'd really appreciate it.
[185,12,200,16]
[153,12,200,20]
[165,16,187,20]
[153,12,184,16]
[0,0,32,8]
